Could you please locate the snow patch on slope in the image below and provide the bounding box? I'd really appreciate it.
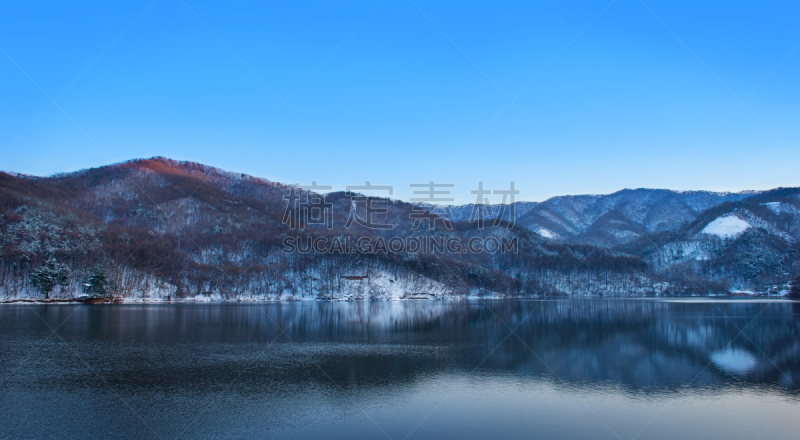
[763,202,781,213]
[537,228,556,239]
[700,215,750,238]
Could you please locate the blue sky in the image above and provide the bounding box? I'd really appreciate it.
[1,0,798,203]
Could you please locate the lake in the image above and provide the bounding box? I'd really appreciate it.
[1,299,799,439]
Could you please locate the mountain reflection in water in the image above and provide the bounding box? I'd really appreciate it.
[1,299,798,439]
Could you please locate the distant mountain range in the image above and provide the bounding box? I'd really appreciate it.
[462,186,799,294]
[1,157,797,301]
[450,188,760,246]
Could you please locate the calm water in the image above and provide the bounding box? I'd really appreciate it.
[1,299,799,439]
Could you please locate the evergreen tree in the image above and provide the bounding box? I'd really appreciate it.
[30,258,70,299]
[83,267,116,298]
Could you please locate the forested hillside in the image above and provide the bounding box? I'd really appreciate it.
[0,158,796,301]
[621,188,800,293]
[0,158,655,301]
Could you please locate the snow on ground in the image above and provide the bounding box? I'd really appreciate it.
[729,289,758,295]
[611,230,639,240]
[537,228,556,239]
[312,270,463,301]
[700,214,750,238]
[763,202,781,213]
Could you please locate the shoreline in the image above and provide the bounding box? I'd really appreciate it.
[1,293,793,304]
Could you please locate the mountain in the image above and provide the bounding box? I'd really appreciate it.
[443,188,758,250]
[0,157,657,302]
[1,157,796,301]
[510,188,756,245]
[620,187,800,292]
[446,201,538,223]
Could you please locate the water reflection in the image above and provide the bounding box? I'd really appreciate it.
[1,299,799,439]
[4,300,799,392]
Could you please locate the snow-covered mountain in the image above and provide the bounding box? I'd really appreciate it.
[444,189,755,246]
[0,158,660,301]
[443,187,799,293]
[614,188,800,292]
[0,157,796,300]
[514,189,755,245]
[445,201,538,223]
